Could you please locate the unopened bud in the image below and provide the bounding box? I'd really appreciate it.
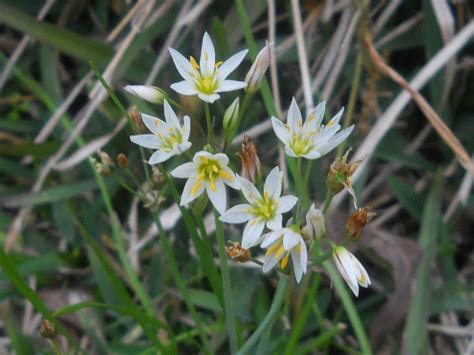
[223,98,240,136]
[129,106,145,131]
[40,319,57,339]
[245,41,272,94]
[238,135,261,183]
[345,207,376,240]
[96,151,115,175]
[124,85,166,104]
[326,150,364,205]
[305,204,325,240]
[117,153,128,168]
[225,241,251,262]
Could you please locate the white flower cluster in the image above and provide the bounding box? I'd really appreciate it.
[127,32,370,291]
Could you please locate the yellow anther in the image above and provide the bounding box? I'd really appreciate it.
[191,180,203,196]
[215,61,224,68]
[307,114,316,121]
[210,181,217,192]
[204,52,209,61]
[327,120,335,127]
[280,254,289,269]
[190,56,200,70]
[219,169,234,181]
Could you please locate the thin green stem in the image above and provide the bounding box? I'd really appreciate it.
[153,213,212,353]
[237,276,288,355]
[295,157,304,221]
[204,102,215,146]
[52,339,62,355]
[214,211,238,354]
[322,193,334,214]
[323,260,372,355]
[336,54,363,157]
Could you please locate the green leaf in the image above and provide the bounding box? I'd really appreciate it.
[387,175,425,220]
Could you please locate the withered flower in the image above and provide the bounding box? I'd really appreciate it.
[225,241,251,262]
[326,149,364,207]
[129,106,145,131]
[345,206,376,240]
[117,153,128,168]
[238,135,261,183]
[40,319,57,339]
[92,151,115,175]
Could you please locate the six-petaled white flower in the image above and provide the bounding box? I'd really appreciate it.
[261,227,308,283]
[171,151,239,214]
[332,246,371,297]
[272,98,354,159]
[219,167,297,249]
[130,100,191,164]
[169,32,248,103]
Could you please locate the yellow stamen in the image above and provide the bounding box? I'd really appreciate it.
[280,254,289,269]
[219,169,234,181]
[190,56,200,70]
[210,181,217,192]
[327,120,335,127]
[307,114,316,121]
[215,61,223,68]
[191,180,203,196]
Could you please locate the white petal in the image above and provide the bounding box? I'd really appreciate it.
[262,251,285,273]
[287,97,302,132]
[242,219,265,248]
[266,214,282,230]
[218,49,248,79]
[130,134,161,149]
[170,81,198,96]
[182,115,191,141]
[124,85,162,103]
[261,230,282,248]
[352,254,371,287]
[178,141,192,154]
[277,195,298,213]
[194,150,212,161]
[291,250,303,283]
[301,149,322,160]
[169,47,194,82]
[219,204,253,224]
[206,179,226,214]
[334,250,359,296]
[214,153,229,165]
[316,125,354,157]
[283,230,300,250]
[271,117,290,144]
[223,168,240,190]
[216,80,247,93]
[284,145,298,158]
[163,100,180,128]
[328,107,345,126]
[237,176,262,204]
[200,32,216,76]
[180,177,204,206]
[198,93,220,103]
[171,162,197,178]
[141,113,167,135]
[148,150,173,164]
[264,166,281,198]
[299,240,308,274]
[304,101,326,130]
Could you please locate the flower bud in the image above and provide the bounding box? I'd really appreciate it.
[225,241,251,262]
[245,41,272,94]
[238,135,261,183]
[326,150,364,206]
[223,97,240,136]
[117,153,128,168]
[124,85,166,104]
[345,206,376,240]
[95,151,115,175]
[305,204,325,240]
[40,319,57,339]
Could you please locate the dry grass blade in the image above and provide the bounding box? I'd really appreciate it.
[364,32,474,175]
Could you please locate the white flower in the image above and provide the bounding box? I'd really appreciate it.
[169,32,248,103]
[332,246,371,297]
[130,100,191,164]
[271,98,354,159]
[305,204,325,239]
[261,227,308,283]
[219,167,297,249]
[171,151,239,214]
[124,85,166,104]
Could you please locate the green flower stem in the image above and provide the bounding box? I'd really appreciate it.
[295,157,304,221]
[204,102,215,146]
[322,193,334,214]
[153,213,212,353]
[214,211,238,354]
[237,276,288,355]
[323,260,372,355]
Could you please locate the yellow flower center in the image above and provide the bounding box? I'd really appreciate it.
[289,133,313,156]
[248,192,278,221]
[191,156,234,194]
[160,128,183,152]
[189,55,221,95]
